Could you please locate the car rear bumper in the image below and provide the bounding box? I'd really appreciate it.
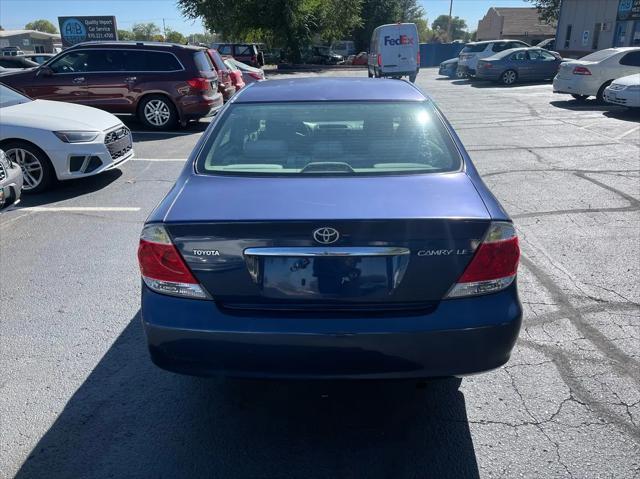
[142,283,523,379]
[475,69,501,81]
[457,65,475,77]
[179,92,224,120]
[553,76,598,96]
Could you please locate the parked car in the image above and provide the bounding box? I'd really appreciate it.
[439,57,462,79]
[331,40,356,58]
[348,52,368,66]
[368,23,420,82]
[0,148,23,209]
[457,40,530,78]
[1,47,24,56]
[0,42,224,130]
[212,43,264,67]
[604,73,640,108]
[536,38,556,51]
[222,58,246,91]
[138,77,522,379]
[476,47,563,85]
[303,46,344,65]
[553,48,640,102]
[225,57,265,84]
[0,56,39,69]
[0,83,134,193]
[22,53,55,65]
[207,48,236,101]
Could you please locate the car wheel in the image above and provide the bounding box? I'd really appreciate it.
[500,69,518,86]
[571,94,589,101]
[456,70,466,79]
[4,141,55,194]
[139,95,178,130]
[597,81,613,103]
[409,72,417,83]
[368,69,373,78]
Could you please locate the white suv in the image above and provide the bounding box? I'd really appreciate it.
[458,40,530,77]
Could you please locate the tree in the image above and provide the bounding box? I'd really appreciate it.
[131,22,161,41]
[431,15,467,42]
[25,19,58,34]
[526,0,560,24]
[178,0,362,62]
[414,18,432,43]
[117,29,135,40]
[165,29,186,44]
[187,32,216,46]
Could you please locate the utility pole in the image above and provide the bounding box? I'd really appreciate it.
[162,18,166,38]
[446,0,453,43]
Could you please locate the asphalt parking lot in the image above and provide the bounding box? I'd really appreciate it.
[1,68,639,479]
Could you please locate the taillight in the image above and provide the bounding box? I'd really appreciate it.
[187,77,210,92]
[377,54,382,67]
[446,222,520,298]
[572,66,592,75]
[481,62,492,69]
[138,224,209,299]
[248,71,262,80]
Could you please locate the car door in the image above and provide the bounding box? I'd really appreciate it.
[618,50,640,76]
[82,49,132,113]
[536,49,562,79]
[510,50,531,79]
[26,50,89,103]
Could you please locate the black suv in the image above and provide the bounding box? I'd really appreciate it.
[1,42,224,130]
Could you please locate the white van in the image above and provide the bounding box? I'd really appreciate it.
[368,23,420,82]
[331,40,356,58]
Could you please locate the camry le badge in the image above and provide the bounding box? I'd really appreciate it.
[313,227,340,244]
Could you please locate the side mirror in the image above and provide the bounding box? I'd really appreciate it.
[37,66,53,77]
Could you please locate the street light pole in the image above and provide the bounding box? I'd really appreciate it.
[447,0,453,42]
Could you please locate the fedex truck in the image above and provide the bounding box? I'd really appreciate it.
[368,23,420,82]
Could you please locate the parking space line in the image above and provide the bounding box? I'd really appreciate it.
[615,126,640,141]
[133,158,186,162]
[17,206,141,212]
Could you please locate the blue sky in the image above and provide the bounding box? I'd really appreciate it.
[1,0,531,35]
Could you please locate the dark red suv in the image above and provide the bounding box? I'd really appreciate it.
[0,42,223,130]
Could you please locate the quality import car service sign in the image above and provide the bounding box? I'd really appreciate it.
[58,16,118,47]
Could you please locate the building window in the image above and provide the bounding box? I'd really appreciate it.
[564,24,573,48]
[614,22,628,47]
[633,21,640,46]
[592,23,601,50]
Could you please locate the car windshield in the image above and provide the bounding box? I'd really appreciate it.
[197,101,462,176]
[580,49,618,62]
[0,84,31,108]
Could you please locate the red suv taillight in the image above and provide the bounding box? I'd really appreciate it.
[187,77,210,92]
[446,222,520,298]
[138,224,209,299]
[572,66,592,75]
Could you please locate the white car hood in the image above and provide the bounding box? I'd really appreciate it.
[612,73,640,87]
[1,99,122,132]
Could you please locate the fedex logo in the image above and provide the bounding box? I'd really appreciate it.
[384,35,414,46]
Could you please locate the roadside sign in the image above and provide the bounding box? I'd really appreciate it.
[617,0,640,21]
[58,16,118,47]
[582,30,590,46]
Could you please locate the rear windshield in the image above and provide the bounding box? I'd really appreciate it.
[462,44,487,53]
[194,50,214,71]
[580,49,617,62]
[196,101,462,176]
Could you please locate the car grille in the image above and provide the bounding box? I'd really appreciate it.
[104,126,133,160]
[0,162,6,182]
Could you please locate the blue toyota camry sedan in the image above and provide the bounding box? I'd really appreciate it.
[138,77,522,379]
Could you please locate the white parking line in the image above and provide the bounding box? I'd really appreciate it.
[615,126,640,141]
[17,206,141,212]
[133,158,186,162]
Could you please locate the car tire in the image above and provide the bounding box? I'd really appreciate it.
[139,95,178,130]
[571,94,589,101]
[3,140,55,194]
[368,69,373,78]
[409,72,417,83]
[500,69,518,86]
[597,81,613,103]
[456,70,466,79]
